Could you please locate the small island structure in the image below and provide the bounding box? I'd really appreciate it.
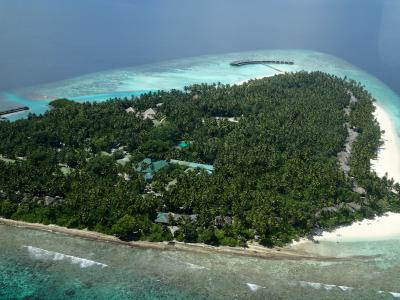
[230,60,294,66]
[0,106,29,116]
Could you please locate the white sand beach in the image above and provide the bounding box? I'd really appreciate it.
[314,212,400,242]
[371,103,400,183]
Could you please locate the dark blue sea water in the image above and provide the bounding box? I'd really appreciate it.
[0,0,399,94]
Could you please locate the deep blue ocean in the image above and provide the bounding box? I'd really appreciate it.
[0,0,399,94]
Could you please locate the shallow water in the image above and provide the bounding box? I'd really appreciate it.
[1,225,400,299]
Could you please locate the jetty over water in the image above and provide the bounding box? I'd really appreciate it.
[0,106,29,116]
[230,60,294,66]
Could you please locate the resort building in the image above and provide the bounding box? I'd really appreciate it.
[169,159,214,174]
[176,141,191,150]
[135,158,168,181]
[155,212,198,224]
[125,107,157,121]
[142,108,157,120]
[214,117,239,123]
[125,107,136,113]
[201,117,239,124]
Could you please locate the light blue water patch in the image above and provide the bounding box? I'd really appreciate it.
[68,90,155,102]
[0,92,49,121]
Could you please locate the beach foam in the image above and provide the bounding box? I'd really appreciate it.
[390,292,400,298]
[380,291,400,299]
[297,281,400,298]
[24,245,107,268]
[246,283,266,292]
[338,285,354,292]
[298,281,353,292]
[185,262,207,270]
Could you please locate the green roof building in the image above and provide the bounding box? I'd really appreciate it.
[169,159,214,174]
[177,141,190,149]
[136,158,168,181]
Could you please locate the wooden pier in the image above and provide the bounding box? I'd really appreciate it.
[0,106,29,116]
[230,60,294,66]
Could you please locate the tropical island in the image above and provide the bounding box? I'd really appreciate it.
[0,72,399,249]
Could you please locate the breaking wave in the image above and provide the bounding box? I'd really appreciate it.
[389,292,400,298]
[298,281,353,292]
[380,291,400,298]
[298,281,400,298]
[24,246,107,268]
[246,283,266,292]
[185,262,207,270]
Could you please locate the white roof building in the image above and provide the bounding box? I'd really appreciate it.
[143,108,157,120]
[125,107,136,113]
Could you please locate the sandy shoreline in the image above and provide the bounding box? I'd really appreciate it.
[313,212,400,243]
[0,217,353,261]
[371,103,400,183]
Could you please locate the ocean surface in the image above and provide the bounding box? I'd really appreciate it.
[1,224,400,300]
[1,0,400,95]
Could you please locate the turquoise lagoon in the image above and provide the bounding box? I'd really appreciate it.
[1,49,400,299]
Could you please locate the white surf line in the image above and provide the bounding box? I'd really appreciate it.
[389,292,400,298]
[23,245,107,268]
[298,281,353,292]
[246,283,266,292]
[379,291,400,298]
[185,262,209,270]
[297,281,400,298]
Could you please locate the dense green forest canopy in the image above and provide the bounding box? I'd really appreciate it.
[0,72,398,246]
